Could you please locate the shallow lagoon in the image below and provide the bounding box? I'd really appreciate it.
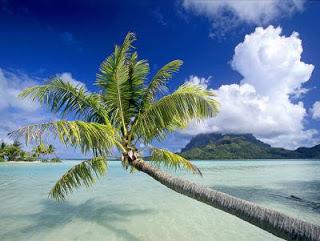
[0,160,319,241]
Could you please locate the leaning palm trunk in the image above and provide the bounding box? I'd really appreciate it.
[131,159,320,241]
[12,33,320,241]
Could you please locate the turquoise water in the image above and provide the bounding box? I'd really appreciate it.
[0,160,320,241]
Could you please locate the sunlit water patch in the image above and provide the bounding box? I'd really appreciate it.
[0,160,319,241]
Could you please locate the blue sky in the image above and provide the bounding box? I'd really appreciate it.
[0,0,319,157]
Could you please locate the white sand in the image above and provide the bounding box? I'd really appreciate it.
[2,161,42,164]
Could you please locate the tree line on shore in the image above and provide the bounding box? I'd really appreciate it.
[0,141,61,162]
[9,32,319,240]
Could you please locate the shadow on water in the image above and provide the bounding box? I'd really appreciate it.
[212,180,320,212]
[1,199,155,241]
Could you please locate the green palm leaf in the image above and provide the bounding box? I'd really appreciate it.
[19,78,109,123]
[141,60,183,109]
[135,83,219,142]
[150,148,202,175]
[10,32,220,201]
[49,156,108,200]
[127,52,149,118]
[9,120,117,156]
[96,32,136,132]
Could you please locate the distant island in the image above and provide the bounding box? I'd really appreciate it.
[0,141,61,163]
[179,133,320,160]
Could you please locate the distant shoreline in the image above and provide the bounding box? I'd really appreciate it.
[0,160,61,164]
[60,158,320,161]
[2,159,319,164]
[1,161,42,163]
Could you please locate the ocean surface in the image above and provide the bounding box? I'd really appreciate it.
[0,160,320,241]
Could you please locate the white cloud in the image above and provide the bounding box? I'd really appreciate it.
[59,72,86,89]
[0,69,40,112]
[311,101,320,120]
[186,75,210,89]
[182,0,305,36]
[258,129,318,149]
[0,69,88,158]
[183,26,317,149]
[0,69,50,143]
[232,26,312,97]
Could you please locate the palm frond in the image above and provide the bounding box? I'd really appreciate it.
[9,120,117,156]
[49,156,108,200]
[127,60,182,142]
[142,60,183,109]
[19,78,109,123]
[129,52,149,88]
[135,83,219,142]
[150,148,202,175]
[96,32,136,131]
[127,52,149,118]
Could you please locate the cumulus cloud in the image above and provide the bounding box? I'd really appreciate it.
[181,0,305,36]
[186,75,210,89]
[0,69,48,142]
[0,69,88,157]
[183,26,317,149]
[311,101,320,120]
[0,69,40,112]
[59,72,86,89]
[232,26,312,97]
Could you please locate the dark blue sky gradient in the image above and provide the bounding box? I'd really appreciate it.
[0,0,319,152]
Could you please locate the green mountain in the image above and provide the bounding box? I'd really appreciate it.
[179,133,320,160]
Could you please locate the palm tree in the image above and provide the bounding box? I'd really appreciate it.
[46,144,61,162]
[46,144,56,158]
[1,141,7,150]
[32,143,48,160]
[10,33,319,241]
[3,144,23,161]
[0,141,6,162]
[47,144,55,156]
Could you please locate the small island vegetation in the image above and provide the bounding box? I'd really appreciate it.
[0,141,61,163]
[9,32,319,241]
[180,133,320,160]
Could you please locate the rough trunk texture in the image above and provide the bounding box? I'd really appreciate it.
[131,159,320,241]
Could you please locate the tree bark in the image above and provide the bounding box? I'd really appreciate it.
[131,159,320,241]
